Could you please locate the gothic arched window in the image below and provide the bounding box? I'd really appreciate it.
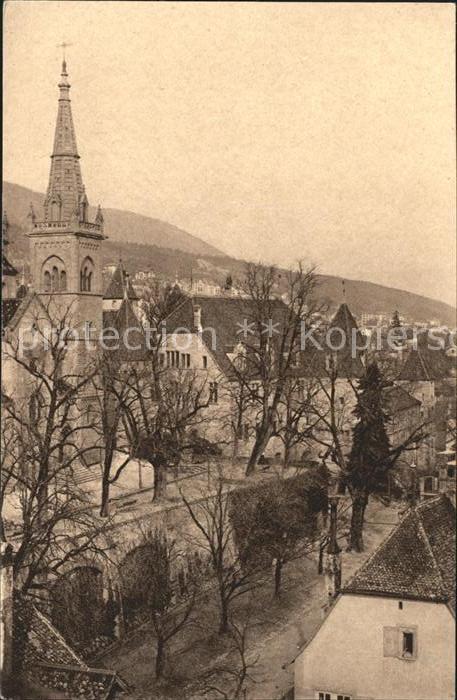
[43,270,51,293]
[42,256,67,293]
[51,266,59,291]
[80,257,95,292]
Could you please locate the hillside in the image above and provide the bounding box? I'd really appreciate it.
[3,181,456,326]
[2,181,224,258]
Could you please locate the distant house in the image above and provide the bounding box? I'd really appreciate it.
[293,495,455,700]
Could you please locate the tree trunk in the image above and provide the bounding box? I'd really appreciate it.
[318,539,326,574]
[246,423,271,476]
[152,464,167,501]
[283,443,291,470]
[347,491,369,552]
[155,635,165,678]
[100,477,110,517]
[218,591,229,634]
[273,558,282,596]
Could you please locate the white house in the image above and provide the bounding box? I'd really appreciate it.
[293,495,456,700]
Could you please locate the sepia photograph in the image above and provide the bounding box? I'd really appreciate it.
[1,2,455,699]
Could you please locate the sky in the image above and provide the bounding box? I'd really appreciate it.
[3,1,456,306]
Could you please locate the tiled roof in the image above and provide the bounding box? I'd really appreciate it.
[2,253,17,275]
[103,263,138,300]
[1,298,22,328]
[165,295,289,375]
[398,346,452,381]
[343,495,456,608]
[16,599,128,699]
[165,296,366,379]
[383,385,421,415]
[297,303,366,379]
[102,298,148,362]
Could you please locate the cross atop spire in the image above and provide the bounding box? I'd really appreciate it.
[342,279,346,301]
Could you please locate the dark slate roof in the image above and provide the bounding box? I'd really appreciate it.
[343,495,456,609]
[103,262,138,300]
[102,298,148,362]
[1,298,22,328]
[296,303,365,379]
[165,295,289,374]
[383,385,421,415]
[2,253,17,276]
[398,346,452,381]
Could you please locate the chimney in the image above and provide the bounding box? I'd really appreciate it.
[324,495,342,599]
[193,305,202,333]
[0,543,14,695]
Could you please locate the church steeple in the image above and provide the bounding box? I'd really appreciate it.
[44,60,85,222]
[28,58,105,347]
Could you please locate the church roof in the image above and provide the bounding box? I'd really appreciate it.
[103,262,138,300]
[1,298,22,329]
[2,253,17,276]
[343,495,456,609]
[1,292,47,334]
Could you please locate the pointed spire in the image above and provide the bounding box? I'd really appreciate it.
[44,59,86,222]
[27,202,36,224]
[341,279,346,301]
[95,204,104,226]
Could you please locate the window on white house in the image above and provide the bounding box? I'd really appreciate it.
[316,693,351,700]
[383,626,417,660]
[202,355,208,369]
[401,630,416,659]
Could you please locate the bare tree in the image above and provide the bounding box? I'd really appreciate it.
[198,604,259,699]
[230,262,321,476]
[181,478,254,634]
[122,368,211,501]
[91,354,150,516]
[119,528,197,678]
[274,377,321,469]
[1,300,111,599]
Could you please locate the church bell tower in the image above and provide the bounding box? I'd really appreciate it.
[28,60,105,342]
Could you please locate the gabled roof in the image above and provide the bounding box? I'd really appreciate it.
[165,294,289,375]
[103,262,138,300]
[1,292,47,333]
[343,495,456,609]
